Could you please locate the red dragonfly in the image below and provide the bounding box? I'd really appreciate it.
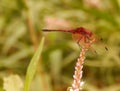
[42,27,96,49]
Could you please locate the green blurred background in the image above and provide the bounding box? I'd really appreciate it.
[0,0,120,91]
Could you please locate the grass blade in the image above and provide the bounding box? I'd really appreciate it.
[24,37,45,91]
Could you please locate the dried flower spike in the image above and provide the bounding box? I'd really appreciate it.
[68,28,95,91]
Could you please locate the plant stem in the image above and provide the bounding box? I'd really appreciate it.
[23,0,38,50]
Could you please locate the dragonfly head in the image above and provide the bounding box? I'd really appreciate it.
[72,27,96,48]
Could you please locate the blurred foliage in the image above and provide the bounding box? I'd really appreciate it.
[0,0,120,91]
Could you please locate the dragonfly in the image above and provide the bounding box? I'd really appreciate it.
[42,27,108,52]
[43,27,95,47]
